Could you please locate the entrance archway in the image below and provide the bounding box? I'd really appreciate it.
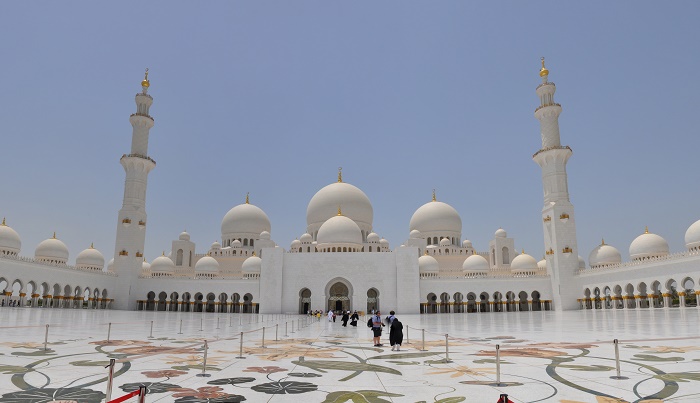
[367,288,379,313]
[325,278,352,313]
[299,288,311,314]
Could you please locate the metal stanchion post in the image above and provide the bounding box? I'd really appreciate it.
[445,334,451,362]
[178,319,183,334]
[291,320,295,333]
[197,340,211,377]
[421,329,426,351]
[104,358,115,401]
[496,344,502,386]
[217,317,220,329]
[262,327,266,348]
[610,339,628,379]
[275,324,279,341]
[149,321,154,338]
[44,324,49,350]
[285,322,288,337]
[230,315,232,327]
[406,326,410,344]
[236,332,246,359]
[138,385,147,403]
[107,322,111,342]
[200,318,203,332]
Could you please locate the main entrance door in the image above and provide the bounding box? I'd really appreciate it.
[328,281,350,312]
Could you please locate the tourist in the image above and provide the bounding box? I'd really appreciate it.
[328,310,334,322]
[386,310,395,325]
[372,310,384,346]
[389,316,403,351]
[341,310,349,327]
[350,311,359,327]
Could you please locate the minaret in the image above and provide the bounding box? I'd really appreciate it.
[112,70,157,310]
[532,58,579,311]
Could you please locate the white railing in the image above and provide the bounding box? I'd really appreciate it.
[577,249,699,275]
[0,254,117,276]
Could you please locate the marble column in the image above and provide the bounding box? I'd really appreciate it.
[678,292,686,308]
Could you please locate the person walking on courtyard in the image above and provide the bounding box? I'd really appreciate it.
[372,310,384,346]
[341,311,349,327]
[389,316,403,351]
[328,310,334,322]
[350,311,359,327]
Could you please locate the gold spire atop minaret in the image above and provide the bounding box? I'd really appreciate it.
[141,68,150,88]
[246,192,250,204]
[644,226,649,234]
[162,251,165,256]
[432,189,436,202]
[539,57,549,77]
[337,167,343,183]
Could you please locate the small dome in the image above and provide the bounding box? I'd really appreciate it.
[242,254,262,273]
[685,219,700,250]
[107,258,115,272]
[495,228,507,238]
[76,244,105,270]
[510,252,538,273]
[179,231,190,241]
[151,255,175,273]
[537,258,547,271]
[439,238,451,246]
[629,228,669,260]
[409,229,421,239]
[317,215,363,245]
[0,219,21,255]
[418,253,440,273]
[409,200,462,234]
[35,234,69,263]
[462,254,489,272]
[462,240,473,248]
[379,238,389,246]
[231,239,242,248]
[291,239,301,248]
[300,233,313,243]
[589,241,622,267]
[221,202,271,238]
[142,259,151,272]
[259,231,271,240]
[367,232,380,243]
[578,255,586,270]
[210,241,222,250]
[195,256,219,273]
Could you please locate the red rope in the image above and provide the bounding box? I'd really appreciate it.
[106,389,141,403]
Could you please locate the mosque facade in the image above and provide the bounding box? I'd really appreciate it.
[2,62,700,313]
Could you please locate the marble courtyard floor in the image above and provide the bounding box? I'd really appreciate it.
[0,308,699,402]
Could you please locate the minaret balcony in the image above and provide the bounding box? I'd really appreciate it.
[129,112,154,121]
[121,153,157,165]
[534,102,561,113]
[532,145,572,159]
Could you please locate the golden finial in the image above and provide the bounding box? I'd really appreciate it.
[337,205,342,216]
[143,257,146,262]
[644,226,649,234]
[601,238,605,245]
[1,217,5,226]
[521,249,525,255]
[252,250,256,257]
[52,232,56,239]
[90,242,94,249]
[162,251,165,256]
[337,167,343,183]
[432,189,436,202]
[539,57,549,77]
[245,192,249,204]
[141,68,150,88]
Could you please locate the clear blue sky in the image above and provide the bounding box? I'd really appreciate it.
[1,1,699,264]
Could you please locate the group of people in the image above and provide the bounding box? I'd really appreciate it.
[370,310,403,351]
[1,300,20,307]
[326,310,360,327]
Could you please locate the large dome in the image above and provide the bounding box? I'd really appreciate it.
[76,244,105,270]
[0,219,21,255]
[511,252,538,273]
[589,240,622,268]
[685,219,700,250]
[317,214,363,245]
[35,234,69,263]
[242,255,262,273]
[151,255,175,274]
[195,256,220,274]
[221,202,271,237]
[629,228,669,260]
[409,200,462,234]
[418,253,440,274]
[307,181,373,230]
[462,254,489,273]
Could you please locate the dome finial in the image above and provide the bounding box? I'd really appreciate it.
[52,232,56,239]
[252,250,256,257]
[337,205,342,216]
[1,217,5,226]
[245,192,249,204]
[601,238,605,245]
[539,57,549,78]
[424,249,429,256]
[337,167,343,183]
[644,226,649,234]
[90,242,94,249]
[141,68,150,89]
[521,248,525,255]
[162,251,165,256]
[432,189,436,202]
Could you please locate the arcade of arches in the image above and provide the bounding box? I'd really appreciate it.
[0,278,112,309]
[421,290,551,313]
[581,277,700,310]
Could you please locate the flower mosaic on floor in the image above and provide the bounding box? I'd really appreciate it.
[0,310,699,402]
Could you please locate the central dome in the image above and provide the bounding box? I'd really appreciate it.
[317,215,363,245]
[307,181,373,232]
[221,202,271,238]
[409,200,462,234]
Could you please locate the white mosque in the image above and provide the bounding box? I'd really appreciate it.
[1,61,699,314]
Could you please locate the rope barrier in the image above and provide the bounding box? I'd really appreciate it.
[106,388,141,403]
